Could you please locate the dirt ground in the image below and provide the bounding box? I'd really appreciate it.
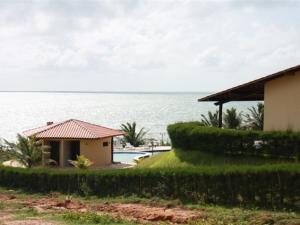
[0,193,202,224]
[1,192,299,225]
[0,210,56,225]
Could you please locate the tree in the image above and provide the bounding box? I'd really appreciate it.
[223,107,242,129]
[244,102,264,130]
[201,110,219,127]
[0,134,49,168]
[120,122,147,147]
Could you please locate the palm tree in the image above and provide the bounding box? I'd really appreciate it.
[223,107,242,129]
[0,141,9,163]
[120,122,147,147]
[244,103,264,130]
[0,134,49,168]
[201,110,219,127]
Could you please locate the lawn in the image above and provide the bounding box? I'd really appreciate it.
[137,149,295,168]
[0,187,299,225]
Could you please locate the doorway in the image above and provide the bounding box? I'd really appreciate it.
[70,141,80,160]
[49,141,60,165]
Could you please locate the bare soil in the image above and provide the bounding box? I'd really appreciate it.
[0,210,56,225]
[0,193,202,224]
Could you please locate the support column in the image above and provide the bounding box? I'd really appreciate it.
[111,137,114,164]
[59,140,64,167]
[41,139,45,167]
[218,103,223,128]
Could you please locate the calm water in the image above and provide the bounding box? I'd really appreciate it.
[113,152,149,164]
[0,92,258,140]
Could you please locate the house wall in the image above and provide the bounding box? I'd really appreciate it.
[264,70,300,131]
[42,137,113,168]
[80,137,112,167]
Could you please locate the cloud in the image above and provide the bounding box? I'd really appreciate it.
[0,0,299,91]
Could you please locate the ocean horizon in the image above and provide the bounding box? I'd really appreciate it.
[0,91,259,141]
[0,90,211,94]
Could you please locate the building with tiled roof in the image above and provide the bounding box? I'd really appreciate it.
[24,119,124,168]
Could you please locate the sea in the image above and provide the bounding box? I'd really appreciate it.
[0,92,258,141]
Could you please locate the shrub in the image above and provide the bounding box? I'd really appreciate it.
[69,155,93,169]
[167,122,300,160]
[0,165,299,209]
[63,212,120,224]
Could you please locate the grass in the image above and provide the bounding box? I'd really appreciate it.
[59,212,136,225]
[137,149,295,168]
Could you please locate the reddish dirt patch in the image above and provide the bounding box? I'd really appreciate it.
[0,193,16,201]
[96,203,203,224]
[0,193,203,224]
[0,210,56,225]
[4,220,56,225]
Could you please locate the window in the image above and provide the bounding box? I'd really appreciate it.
[103,141,109,147]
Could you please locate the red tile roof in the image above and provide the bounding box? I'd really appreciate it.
[23,119,124,139]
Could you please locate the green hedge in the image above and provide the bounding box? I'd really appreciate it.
[0,165,299,209]
[168,122,300,159]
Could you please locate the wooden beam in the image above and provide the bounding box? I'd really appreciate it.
[215,101,229,106]
[214,92,264,105]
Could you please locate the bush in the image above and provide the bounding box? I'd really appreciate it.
[0,165,299,209]
[167,122,300,160]
[69,155,93,169]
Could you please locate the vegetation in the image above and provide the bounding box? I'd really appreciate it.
[0,164,299,209]
[244,102,264,130]
[121,122,148,147]
[201,103,264,130]
[223,107,242,129]
[168,122,300,160]
[0,187,298,225]
[69,155,93,169]
[137,149,292,168]
[201,110,219,127]
[62,212,132,224]
[0,134,50,168]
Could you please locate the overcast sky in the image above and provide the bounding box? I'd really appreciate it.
[0,0,299,92]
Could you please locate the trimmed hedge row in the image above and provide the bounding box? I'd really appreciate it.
[0,165,299,209]
[168,122,300,159]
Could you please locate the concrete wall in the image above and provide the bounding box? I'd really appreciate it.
[264,71,300,131]
[80,137,112,167]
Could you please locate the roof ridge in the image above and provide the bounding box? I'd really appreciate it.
[72,119,121,132]
[27,120,69,136]
[71,119,98,138]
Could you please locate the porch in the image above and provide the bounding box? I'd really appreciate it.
[43,139,80,167]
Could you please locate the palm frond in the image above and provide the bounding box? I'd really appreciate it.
[0,134,43,168]
[223,107,243,129]
[120,122,148,147]
[243,103,264,130]
[201,110,219,127]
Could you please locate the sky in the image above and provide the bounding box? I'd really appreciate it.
[0,0,299,92]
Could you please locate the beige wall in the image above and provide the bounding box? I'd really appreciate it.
[80,137,112,167]
[264,71,300,131]
[43,137,113,168]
